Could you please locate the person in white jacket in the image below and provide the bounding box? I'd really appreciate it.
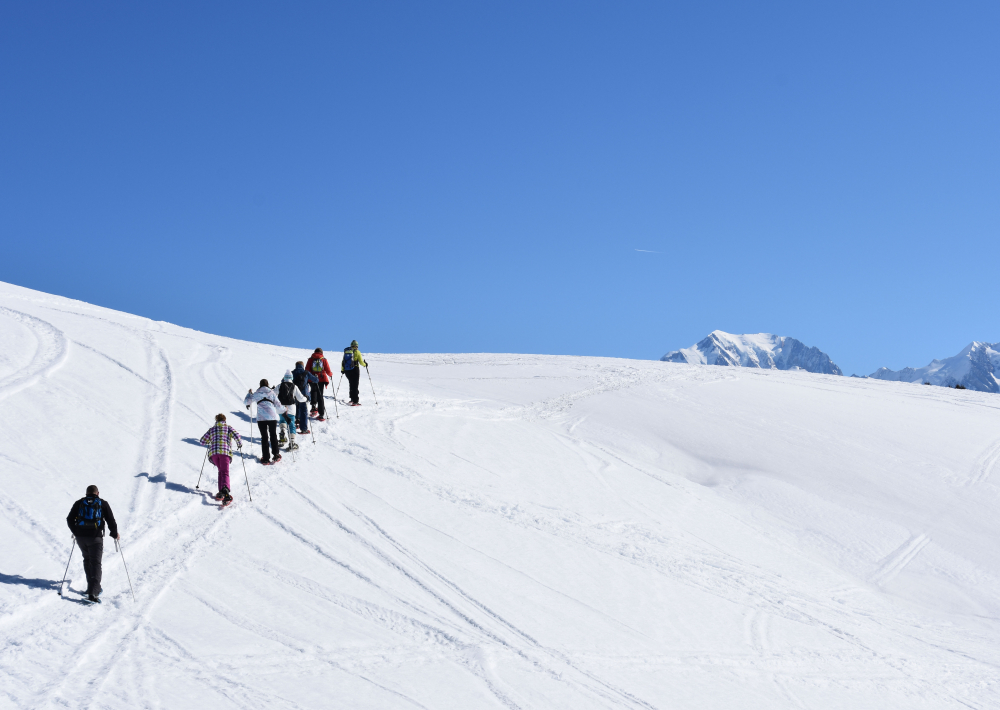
[244,380,283,465]
[276,371,308,450]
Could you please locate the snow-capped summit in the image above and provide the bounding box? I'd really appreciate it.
[869,341,1000,392]
[662,330,843,375]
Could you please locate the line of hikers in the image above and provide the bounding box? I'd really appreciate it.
[64,342,371,602]
[215,341,368,482]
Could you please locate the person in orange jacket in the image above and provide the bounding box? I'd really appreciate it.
[305,348,334,421]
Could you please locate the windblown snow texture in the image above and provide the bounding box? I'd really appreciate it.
[1,281,998,709]
[662,330,843,375]
[870,341,1000,392]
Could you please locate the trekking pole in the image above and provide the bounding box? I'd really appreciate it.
[236,438,254,501]
[59,537,74,596]
[241,446,253,502]
[330,383,340,419]
[195,448,209,489]
[335,373,343,399]
[365,365,379,406]
[115,538,136,602]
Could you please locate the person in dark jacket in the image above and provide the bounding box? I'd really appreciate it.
[66,485,119,603]
[291,361,311,435]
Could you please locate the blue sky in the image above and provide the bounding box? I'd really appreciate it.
[1,2,998,376]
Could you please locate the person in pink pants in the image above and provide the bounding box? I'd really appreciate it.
[199,414,243,503]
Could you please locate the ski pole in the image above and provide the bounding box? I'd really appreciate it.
[335,373,343,399]
[59,537,74,596]
[365,365,379,406]
[195,448,209,489]
[330,381,339,419]
[115,538,136,602]
[240,443,254,502]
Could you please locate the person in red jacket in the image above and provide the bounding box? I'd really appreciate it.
[305,348,333,421]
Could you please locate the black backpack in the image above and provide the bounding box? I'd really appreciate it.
[292,369,306,391]
[76,496,103,532]
[278,381,296,405]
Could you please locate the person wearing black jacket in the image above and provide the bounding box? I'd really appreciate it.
[66,485,119,603]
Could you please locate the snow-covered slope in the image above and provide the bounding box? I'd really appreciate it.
[662,330,843,375]
[2,282,1000,709]
[870,341,1000,393]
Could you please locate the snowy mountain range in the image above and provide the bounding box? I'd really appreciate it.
[869,341,1000,393]
[662,330,843,375]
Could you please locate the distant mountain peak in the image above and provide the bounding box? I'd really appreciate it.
[869,341,1000,393]
[662,331,843,376]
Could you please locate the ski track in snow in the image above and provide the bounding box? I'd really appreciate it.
[1,285,1000,708]
[0,306,69,401]
[869,534,932,587]
[969,437,1000,486]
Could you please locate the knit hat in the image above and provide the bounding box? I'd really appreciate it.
[350,340,359,348]
[283,371,293,382]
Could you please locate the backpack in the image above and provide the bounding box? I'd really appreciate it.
[311,358,325,374]
[278,381,295,405]
[292,369,306,391]
[76,496,103,532]
[342,350,356,371]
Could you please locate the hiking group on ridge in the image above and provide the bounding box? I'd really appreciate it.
[63,341,373,602]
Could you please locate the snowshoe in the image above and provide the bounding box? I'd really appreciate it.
[221,493,233,508]
[87,594,101,604]
[273,455,283,463]
[317,416,325,422]
[288,442,299,450]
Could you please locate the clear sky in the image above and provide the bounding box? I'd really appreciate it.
[2,2,998,376]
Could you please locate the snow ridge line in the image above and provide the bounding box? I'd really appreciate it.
[869,533,931,586]
[0,306,69,401]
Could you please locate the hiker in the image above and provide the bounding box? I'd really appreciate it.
[342,340,368,406]
[276,371,308,449]
[66,485,119,603]
[199,413,242,503]
[291,361,311,435]
[244,379,282,465]
[305,348,333,421]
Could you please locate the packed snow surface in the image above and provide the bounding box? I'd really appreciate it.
[870,341,1000,393]
[2,282,1000,709]
[662,331,843,375]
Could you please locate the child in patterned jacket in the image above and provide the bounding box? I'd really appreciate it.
[199,414,243,501]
